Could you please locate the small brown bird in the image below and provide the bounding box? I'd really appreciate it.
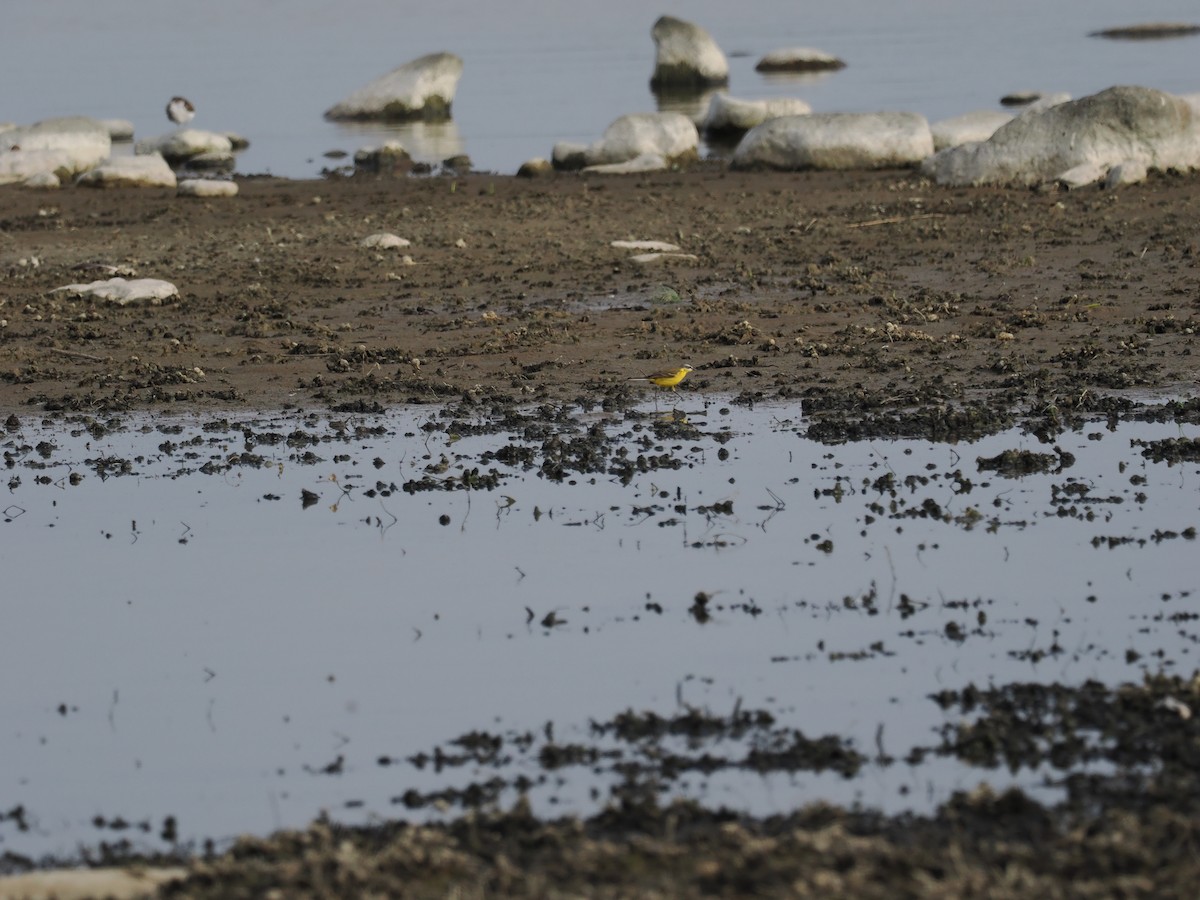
[166,96,195,125]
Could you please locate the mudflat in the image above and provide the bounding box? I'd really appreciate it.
[2,165,1200,898]
[1,164,1195,420]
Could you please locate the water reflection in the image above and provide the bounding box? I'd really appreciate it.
[330,119,466,166]
[652,85,724,123]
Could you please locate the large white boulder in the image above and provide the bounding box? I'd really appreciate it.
[731,111,933,170]
[587,112,700,169]
[78,154,177,188]
[649,16,728,88]
[0,117,111,183]
[922,85,1200,186]
[931,110,1013,151]
[702,94,812,136]
[325,52,464,121]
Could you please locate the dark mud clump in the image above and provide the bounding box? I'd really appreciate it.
[158,786,1200,898]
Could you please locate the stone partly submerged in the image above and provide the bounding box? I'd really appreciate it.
[1090,22,1200,39]
[78,154,178,188]
[921,85,1200,187]
[325,52,464,122]
[553,112,699,171]
[702,94,813,138]
[731,111,933,171]
[755,47,846,73]
[0,117,112,185]
[649,16,729,89]
[135,129,236,168]
[353,141,414,175]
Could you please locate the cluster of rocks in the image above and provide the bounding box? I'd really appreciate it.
[544,16,1200,189]
[0,110,248,193]
[3,16,1199,191]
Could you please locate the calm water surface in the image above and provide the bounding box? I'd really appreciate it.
[1,400,1197,856]
[4,0,1199,176]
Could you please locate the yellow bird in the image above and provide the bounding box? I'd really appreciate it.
[630,365,694,392]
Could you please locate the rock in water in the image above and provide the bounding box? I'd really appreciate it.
[755,47,846,73]
[325,53,464,121]
[649,16,728,89]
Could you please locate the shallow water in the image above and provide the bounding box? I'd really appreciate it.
[5,0,1199,176]
[1,400,1197,857]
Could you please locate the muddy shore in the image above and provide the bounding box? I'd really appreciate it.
[2,163,1196,422]
[2,165,1199,897]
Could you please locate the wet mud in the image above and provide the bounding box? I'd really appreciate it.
[1,166,1199,896]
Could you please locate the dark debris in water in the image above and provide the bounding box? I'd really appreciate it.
[390,705,864,816]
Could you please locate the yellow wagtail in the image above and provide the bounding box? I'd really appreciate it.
[629,365,694,393]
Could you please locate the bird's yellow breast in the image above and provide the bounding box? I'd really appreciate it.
[647,367,692,388]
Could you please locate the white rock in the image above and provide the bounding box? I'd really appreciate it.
[583,153,668,175]
[0,149,83,185]
[53,277,179,306]
[101,118,135,141]
[177,178,238,197]
[755,47,846,72]
[0,117,111,183]
[325,52,464,121]
[732,112,933,170]
[584,113,699,167]
[360,233,411,249]
[78,154,177,188]
[650,16,729,88]
[629,252,699,264]
[1056,161,1108,189]
[611,240,682,252]
[0,116,110,156]
[22,171,61,189]
[702,94,812,136]
[922,86,1200,186]
[931,110,1013,151]
[1105,159,1148,187]
[136,129,233,165]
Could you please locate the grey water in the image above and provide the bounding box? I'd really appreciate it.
[1,400,1197,857]
[4,0,1199,178]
